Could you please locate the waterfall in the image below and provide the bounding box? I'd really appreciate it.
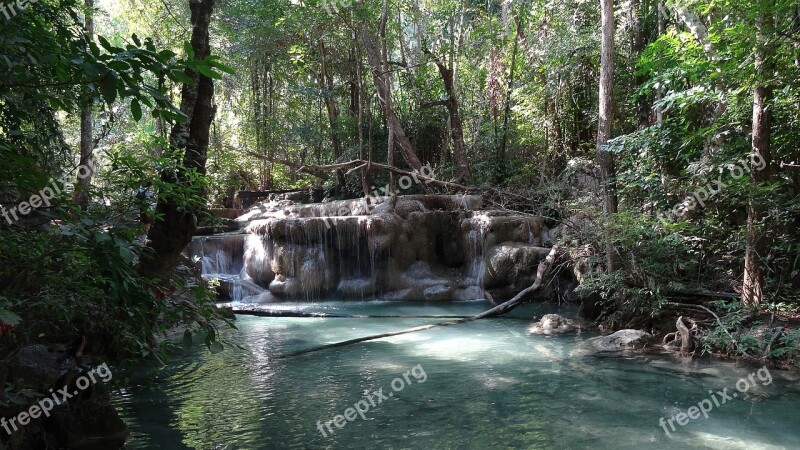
[466,215,489,290]
[190,234,267,304]
[195,235,244,277]
[189,195,547,304]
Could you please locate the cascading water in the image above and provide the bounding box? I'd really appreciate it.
[187,195,551,306]
[190,234,266,304]
[197,236,241,276]
[465,215,489,291]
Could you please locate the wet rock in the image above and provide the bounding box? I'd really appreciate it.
[455,286,485,301]
[394,199,427,218]
[11,345,60,388]
[528,314,578,335]
[232,291,279,304]
[215,277,265,302]
[3,347,129,450]
[380,289,415,301]
[216,306,236,319]
[423,285,455,301]
[574,330,652,355]
[269,276,302,296]
[338,278,377,298]
[242,234,274,283]
[397,262,456,295]
[198,195,559,302]
[485,243,551,289]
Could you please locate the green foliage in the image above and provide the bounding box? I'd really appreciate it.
[0,0,232,370]
[1,379,40,407]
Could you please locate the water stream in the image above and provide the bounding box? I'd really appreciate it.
[113,301,800,449]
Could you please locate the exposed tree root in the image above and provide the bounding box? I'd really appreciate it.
[676,316,695,353]
[661,302,758,359]
[276,245,561,359]
[664,316,704,353]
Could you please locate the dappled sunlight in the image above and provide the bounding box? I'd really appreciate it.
[114,308,800,449]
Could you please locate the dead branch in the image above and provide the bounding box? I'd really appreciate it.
[247,152,331,180]
[420,100,449,109]
[301,159,477,192]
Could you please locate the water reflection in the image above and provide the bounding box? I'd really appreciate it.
[114,301,800,449]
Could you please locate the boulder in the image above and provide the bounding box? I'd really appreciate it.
[242,234,274,283]
[269,276,303,296]
[379,289,415,301]
[528,314,578,335]
[485,242,551,288]
[455,286,485,301]
[11,345,60,388]
[423,285,455,301]
[574,330,652,355]
[337,278,377,298]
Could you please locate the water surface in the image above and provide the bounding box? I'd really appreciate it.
[114,301,800,449]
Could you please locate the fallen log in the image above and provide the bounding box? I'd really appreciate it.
[276,245,560,358]
[665,290,739,300]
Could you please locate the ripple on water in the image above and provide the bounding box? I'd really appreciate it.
[114,303,800,449]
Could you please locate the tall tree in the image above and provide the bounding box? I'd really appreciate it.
[74,0,94,208]
[142,0,216,280]
[424,49,471,184]
[359,7,426,174]
[742,1,775,306]
[498,14,522,185]
[597,0,619,272]
[317,39,346,192]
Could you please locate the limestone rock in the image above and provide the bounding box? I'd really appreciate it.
[196,195,559,302]
[269,276,302,296]
[11,345,60,388]
[574,330,652,355]
[485,242,551,288]
[338,278,377,298]
[455,286,485,301]
[423,285,455,301]
[379,289,415,301]
[528,314,578,335]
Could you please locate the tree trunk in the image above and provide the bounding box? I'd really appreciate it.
[425,51,470,184]
[498,15,521,185]
[141,0,216,281]
[353,27,371,200]
[598,0,619,272]
[358,8,426,174]
[656,1,666,123]
[630,0,649,128]
[379,0,398,205]
[74,0,94,209]
[317,39,346,191]
[743,4,774,307]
